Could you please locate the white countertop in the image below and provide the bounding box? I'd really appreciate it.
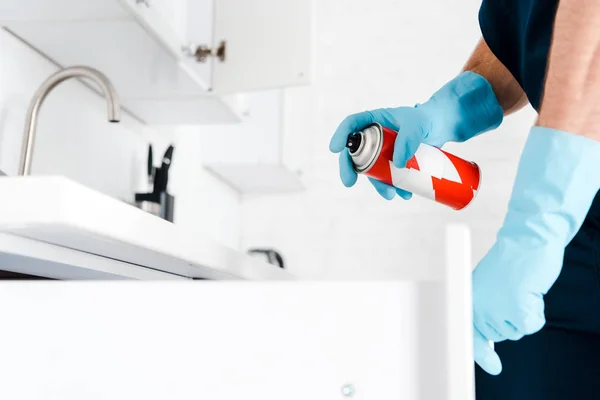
[0,176,293,280]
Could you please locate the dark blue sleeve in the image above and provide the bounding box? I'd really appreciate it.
[478,0,519,79]
[477,0,558,111]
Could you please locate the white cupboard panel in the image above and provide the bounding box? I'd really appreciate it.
[0,0,127,21]
[207,163,304,194]
[0,282,418,400]
[198,90,281,164]
[8,20,205,98]
[212,0,314,93]
[126,96,242,125]
[183,0,215,89]
[199,90,305,194]
[135,0,190,39]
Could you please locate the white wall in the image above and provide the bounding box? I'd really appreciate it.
[240,0,537,279]
[0,29,241,250]
[165,131,242,249]
[0,30,145,199]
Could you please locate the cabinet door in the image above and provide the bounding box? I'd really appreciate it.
[145,0,189,39]
[124,0,215,90]
[211,0,313,93]
[0,0,126,21]
[184,0,215,91]
[0,283,418,400]
[120,0,189,56]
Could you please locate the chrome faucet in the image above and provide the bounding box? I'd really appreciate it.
[19,66,121,176]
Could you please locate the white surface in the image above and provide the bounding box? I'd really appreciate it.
[0,176,290,280]
[212,0,314,93]
[132,0,190,41]
[207,164,304,194]
[445,225,475,400]
[0,282,419,400]
[125,96,241,125]
[119,0,189,63]
[185,0,214,87]
[198,91,283,164]
[0,0,126,21]
[0,233,184,280]
[197,90,306,194]
[166,132,243,249]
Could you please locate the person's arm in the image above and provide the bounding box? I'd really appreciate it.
[537,0,600,139]
[463,38,529,116]
[330,37,523,199]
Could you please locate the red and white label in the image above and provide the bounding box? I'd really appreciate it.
[364,125,480,210]
[389,145,480,210]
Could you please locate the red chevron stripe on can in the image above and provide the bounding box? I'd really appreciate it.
[347,123,481,210]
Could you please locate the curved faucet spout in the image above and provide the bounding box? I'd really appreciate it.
[19,66,121,176]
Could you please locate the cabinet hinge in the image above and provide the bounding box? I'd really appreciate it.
[182,41,227,63]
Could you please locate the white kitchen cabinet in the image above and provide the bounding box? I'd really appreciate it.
[0,0,314,124]
[197,89,307,194]
[0,224,476,399]
[0,283,419,400]
[210,0,313,93]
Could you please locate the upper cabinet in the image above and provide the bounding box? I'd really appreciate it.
[0,0,314,124]
[210,0,312,93]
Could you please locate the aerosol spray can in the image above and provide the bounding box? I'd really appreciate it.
[346,123,480,210]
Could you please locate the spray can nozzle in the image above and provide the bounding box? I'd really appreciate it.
[346,133,362,154]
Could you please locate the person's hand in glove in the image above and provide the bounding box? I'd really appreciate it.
[473,127,600,375]
[328,72,503,200]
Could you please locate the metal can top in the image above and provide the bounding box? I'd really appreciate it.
[347,123,383,173]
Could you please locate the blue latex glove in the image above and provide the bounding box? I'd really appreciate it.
[473,126,600,375]
[329,71,503,200]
